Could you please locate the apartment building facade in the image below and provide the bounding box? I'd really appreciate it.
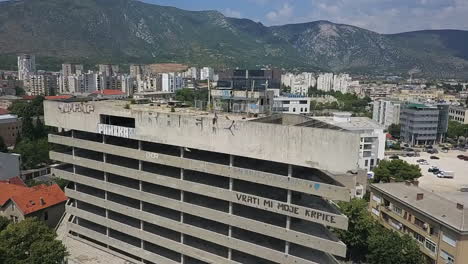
[370,183,468,264]
[45,99,367,264]
[449,106,468,124]
[372,99,401,128]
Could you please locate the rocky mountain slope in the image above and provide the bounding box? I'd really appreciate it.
[0,0,467,78]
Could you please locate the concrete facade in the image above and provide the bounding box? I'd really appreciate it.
[0,114,21,147]
[372,99,401,128]
[400,104,448,146]
[45,100,364,264]
[273,96,311,114]
[370,183,468,264]
[449,106,468,124]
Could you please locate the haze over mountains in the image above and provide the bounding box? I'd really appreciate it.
[0,0,468,78]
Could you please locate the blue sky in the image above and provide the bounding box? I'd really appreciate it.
[144,0,468,33]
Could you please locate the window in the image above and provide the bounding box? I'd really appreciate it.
[365,160,369,167]
[372,195,381,204]
[442,233,457,247]
[292,108,296,112]
[11,203,14,211]
[371,207,380,216]
[44,211,48,221]
[412,232,425,244]
[440,250,455,264]
[425,239,436,254]
[391,204,403,215]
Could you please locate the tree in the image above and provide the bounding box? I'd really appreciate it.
[21,116,36,140]
[388,123,401,139]
[0,216,10,232]
[372,159,421,183]
[0,136,7,152]
[447,121,467,140]
[14,86,25,96]
[367,225,424,264]
[335,199,376,262]
[34,117,47,139]
[13,138,50,169]
[0,218,68,264]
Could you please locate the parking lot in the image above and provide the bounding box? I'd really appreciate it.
[397,150,468,203]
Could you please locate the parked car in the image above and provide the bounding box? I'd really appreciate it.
[389,155,399,160]
[437,171,455,179]
[430,156,440,160]
[457,155,467,160]
[428,166,440,173]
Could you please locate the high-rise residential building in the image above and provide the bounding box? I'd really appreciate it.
[332,74,351,94]
[449,106,468,124]
[200,67,214,81]
[373,100,402,128]
[61,63,84,93]
[370,182,468,264]
[161,73,183,93]
[17,54,36,81]
[99,64,119,76]
[130,64,145,78]
[316,73,334,92]
[45,100,368,264]
[24,73,58,96]
[308,112,386,171]
[400,104,448,146]
[281,73,316,96]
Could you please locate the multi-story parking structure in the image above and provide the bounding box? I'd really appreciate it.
[45,99,366,264]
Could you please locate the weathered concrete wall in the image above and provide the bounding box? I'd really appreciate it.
[44,101,360,173]
[0,152,20,180]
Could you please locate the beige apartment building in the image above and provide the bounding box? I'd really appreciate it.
[45,99,367,264]
[370,183,468,264]
[449,106,468,124]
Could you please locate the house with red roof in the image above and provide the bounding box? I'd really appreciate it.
[0,182,67,228]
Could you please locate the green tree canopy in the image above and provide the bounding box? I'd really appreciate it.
[388,123,401,138]
[373,159,422,183]
[447,121,468,140]
[0,218,68,264]
[367,225,424,264]
[175,88,208,106]
[0,136,7,152]
[13,138,50,170]
[0,216,10,232]
[336,199,376,262]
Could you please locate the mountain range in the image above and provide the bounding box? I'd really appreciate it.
[0,0,468,78]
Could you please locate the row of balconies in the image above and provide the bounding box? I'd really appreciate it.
[49,133,350,201]
[65,189,340,264]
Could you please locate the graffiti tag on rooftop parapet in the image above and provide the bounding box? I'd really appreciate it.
[58,103,95,114]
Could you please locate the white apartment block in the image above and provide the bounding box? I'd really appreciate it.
[17,54,36,81]
[332,74,352,94]
[449,106,468,124]
[200,67,214,81]
[317,73,334,92]
[162,73,184,93]
[273,96,311,114]
[373,100,402,128]
[309,113,385,171]
[281,73,316,96]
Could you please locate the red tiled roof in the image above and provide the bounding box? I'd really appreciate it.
[45,95,73,100]
[22,95,37,100]
[0,108,10,115]
[0,176,26,187]
[92,89,125,95]
[0,182,30,206]
[0,183,67,215]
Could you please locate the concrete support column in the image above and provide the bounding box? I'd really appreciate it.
[285,164,293,255]
[180,146,185,264]
[228,154,234,260]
